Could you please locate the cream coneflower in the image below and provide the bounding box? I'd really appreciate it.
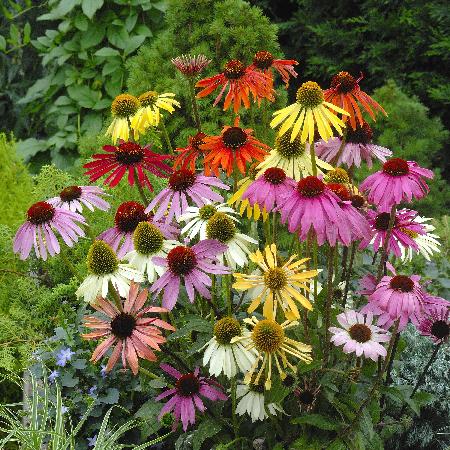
[106,94,140,143]
[205,212,257,269]
[131,91,180,133]
[76,240,143,304]
[231,316,312,390]
[256,133,333,180]
[202,317,257,379]
[270,81,349,143]
[233,244,317,320]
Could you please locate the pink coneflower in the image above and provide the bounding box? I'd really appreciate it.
[83,141,172,191]
[329,310,391,361]
[173,132,208,172]
[98,201,178,259]
[242,168,295,212]
[418,304,450,344]
[196,59,273,113]
[362,267,426,331]
[13,201,86,260]
[150,240,230,310]
[360,208,426,257]
[326,183,371,243]
[81,282,174,375]
[47,185,110,213]
[277,176,350,246]
[171,54,211,77]
[156,363,227,431]
[360,158,433,211]
[315,122,392,168]
[250,50,298,87]
[145,169,229,223]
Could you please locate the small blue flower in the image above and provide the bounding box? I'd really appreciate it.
[100,365,107,378]
[48,370,59,383]
[88,385,97,397]
[55,347,75,367]
[60,405,68,414]
[87,435,97,447]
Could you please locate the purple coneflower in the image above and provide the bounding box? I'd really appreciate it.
[145,169,228,224]
[315,121,392,168]
[14,201,86,260]
[156,363,227,432]
[47,185,110,213]
[418,304,450,344]
[242,168,295,212]
[329,310,391,361]
[150,240,230,310]
[171,54,211,77]
[98,201,178,259]
[360,208,427,257]
[360,158,433,211]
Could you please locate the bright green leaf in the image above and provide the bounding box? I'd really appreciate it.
[82,0,104,20]
[94,47,120,57]
[0,35,6,51]
[124,34,145,56]
[23,22,31,44]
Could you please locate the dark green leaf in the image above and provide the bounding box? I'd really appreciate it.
[16,138,49,160]
[61,372,79,388]
[100,388,120,404]
[192,419,222,450]
[0,35,6,51]
[80,25,105,49]
[135,400,163,437]
[67,85,98,108]
[291,413,340,431]
[167,316,211,341]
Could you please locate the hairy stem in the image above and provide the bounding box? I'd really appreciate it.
[376,205,396,282]
[159,117,174,154]
[134,167,149,204]
[323,245,336,366]
[189,78,202,131]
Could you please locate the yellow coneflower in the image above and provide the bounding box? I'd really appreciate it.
[106,94,140,143]
[233,244,317,320]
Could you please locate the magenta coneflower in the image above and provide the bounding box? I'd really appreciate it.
[362,266,426,331]
[14,201,86,260]
[250,50,298,87]
[418,304,450,344]
[242,168,295,212]
[83,141,172,191]
[360,208,426,257]
[171,54,211,77]
[277,176,350,246]
[326,183,371,243]
[156,363,227,431]
[47,185,110,213]
[98,201,178,259]
[82,282,175,375]
[360,158,433,211]
[150,240,230,310]
[145,169,229,223]
[329,310,391,361]
[315,122,392,168]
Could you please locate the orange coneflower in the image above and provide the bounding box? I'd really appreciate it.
[173,131,208,171]
[250,50,298,88]
[324,72,387,130]
[201,118,269,177]
[82,282,174,375]
[196,59,273,113]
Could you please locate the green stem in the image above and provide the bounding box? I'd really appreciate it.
[272,211,277,244]
[139,367,163,380]
[342,242,357,308]
[134,167,149,204]
[231,377,239,439]
[323,245,336,366]
[189,78,202,131]
[108,281,123,311]
[227,275,233,315]
[376,205,396,282]
[310,140,317,176]
[60,250,82,281]
[332,128,347,166]
[159,117,174,154]
[312,237,318,301]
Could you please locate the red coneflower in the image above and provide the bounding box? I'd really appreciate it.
[250,50,298,87]
[83,141,172,191]
[324,72,387,130]
[201,118,269,177]
[82,282,175,375]
[196,59,273,113]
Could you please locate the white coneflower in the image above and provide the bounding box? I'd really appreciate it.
[202,317,257,379]
[123,222,178,283]
[178,203,239,240]
[76,240,143,304]
[400,216,441,261]
[236,380,283,422]
[205,212,257,269]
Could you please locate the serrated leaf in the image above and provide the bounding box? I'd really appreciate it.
[61,372,79,388]
[135,400,163,438]
[167,317,211,341]
[192,419,222,450]
[82,0,103,19]
[291,413,340,430]
[99,388,120,404]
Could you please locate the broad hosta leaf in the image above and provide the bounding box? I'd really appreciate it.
[291,413,341,431]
